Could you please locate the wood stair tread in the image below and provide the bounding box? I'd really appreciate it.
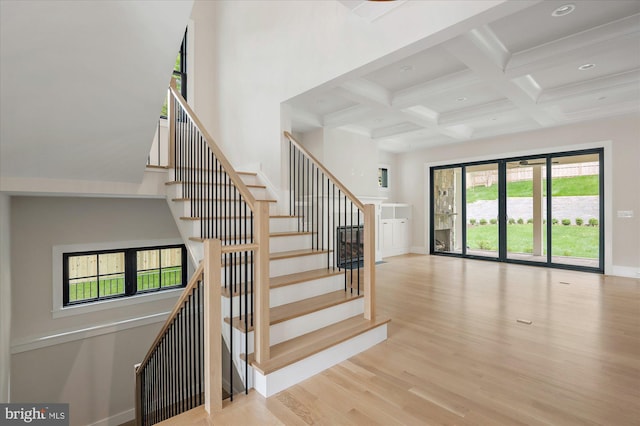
[174,168,256,176]
[188,231,312,243]
[247,315,391,375]
[227,290,363,332]
[166,180,266,189]
[270,248,330,260]
[180,215,300,221]
[221,268,343,297]
[172,197,276,203]
[270,268,342,289]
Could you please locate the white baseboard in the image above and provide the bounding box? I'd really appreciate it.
[410,246,428,255]
[610,265,640,279]
[87,408,134,426]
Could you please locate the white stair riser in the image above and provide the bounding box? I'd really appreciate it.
[226,297,364,353]
[169,184,268,200]
[169,169,259,185]
[253,324,388,398]
[270,274,344,307]
[270,234,313,253]
[173,200,254,218]
[182,219,252,237]
[181,217,297,236]
[270,298,363,346]
[270,253,328,277]
[270,217,299,233]
[221,274,344,317]
[219,255,327,283]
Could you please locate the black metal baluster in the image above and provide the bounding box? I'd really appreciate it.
[229,252,234,401]
[289,141,293,216]
[350,201,353,293]
[244,248,249,394]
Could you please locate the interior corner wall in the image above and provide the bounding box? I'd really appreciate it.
[397,114,640,276]
[0,193,11,403]
[189,0,216,133]
[203,0,510,194]
[322,128,380,198]
[10,197,183,425]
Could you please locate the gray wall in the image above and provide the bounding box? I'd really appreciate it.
[0,193,10,403]
[10,197,183,425]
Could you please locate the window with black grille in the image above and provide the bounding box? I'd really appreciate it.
[63,244,187,306]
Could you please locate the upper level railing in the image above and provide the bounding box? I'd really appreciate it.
[284,131,376,320]
[168,81,257,244]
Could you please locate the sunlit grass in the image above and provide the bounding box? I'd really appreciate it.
[466,224,599,258]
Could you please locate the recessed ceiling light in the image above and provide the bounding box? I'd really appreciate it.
[400,65,413,72]
[491,117,498,121]
[552,4,575,17]
[578,63,595,71]
[456,97,467,102]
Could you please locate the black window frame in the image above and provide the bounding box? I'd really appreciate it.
[160,29,187,119]
[429,148,604,274]
[63,244,187,306]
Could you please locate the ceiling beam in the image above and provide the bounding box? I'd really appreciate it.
[538,69,640,103]
[444,28,557,127]
[505,14,640,79]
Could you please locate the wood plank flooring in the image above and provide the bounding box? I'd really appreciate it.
[158,254,640,425]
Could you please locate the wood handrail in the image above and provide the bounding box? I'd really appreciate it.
[284,131,365,211]
[170,86,257,209]
[136,262,205,372]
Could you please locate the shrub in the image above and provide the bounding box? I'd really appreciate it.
[490,218,497,225]
[469,218,476,226]
[479,218,488,225]
[589,218,599,227]
[562,219,571,226]
[526,218,533,224]
[552,218,559,225]
[508,218,515,225]
[478,240,491,250]
[575,218,584,226]
[517,218,524,224]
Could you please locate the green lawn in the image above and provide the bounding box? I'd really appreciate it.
[465,175,599,203]
[466,224,599,258]
[69,267,182,302]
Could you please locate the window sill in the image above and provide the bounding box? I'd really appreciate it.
[52,287,183,319]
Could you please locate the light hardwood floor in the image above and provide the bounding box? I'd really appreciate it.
[158,254,640,425]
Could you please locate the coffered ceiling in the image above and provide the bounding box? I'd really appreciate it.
[287,0,640,153]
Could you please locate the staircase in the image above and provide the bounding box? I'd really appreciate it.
[164,167,389,398]
[135,81,388,425]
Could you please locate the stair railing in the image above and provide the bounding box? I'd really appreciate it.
[135,81,272,424]
[284,131,376,320]
[168,78,271,365]
[135,261,208,426]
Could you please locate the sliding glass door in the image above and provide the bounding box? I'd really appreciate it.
[430,149,603,273]
[505,158,548,263]
[465,163,499,258]
[550,153,601,269]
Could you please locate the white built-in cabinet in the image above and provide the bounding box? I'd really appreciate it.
[380,203,411,257]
